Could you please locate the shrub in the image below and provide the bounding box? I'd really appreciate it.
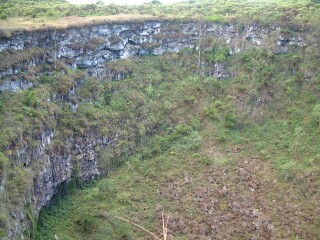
[224,112,236,129]
[0,152,8,176]
[205,15,226,23]
[77,213,98,233]
[0,13,7,20]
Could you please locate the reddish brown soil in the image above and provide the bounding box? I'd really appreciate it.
[148,139,320,240]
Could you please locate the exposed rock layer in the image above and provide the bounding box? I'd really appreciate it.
[0,20,305,91]
[0,19,307,239]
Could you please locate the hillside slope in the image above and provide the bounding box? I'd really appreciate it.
[37,50,320,239]
[0,0,319,239]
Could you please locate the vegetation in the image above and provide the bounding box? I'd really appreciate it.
[33,45,320,238]
[0,0,319,239]
[0,0,319,27]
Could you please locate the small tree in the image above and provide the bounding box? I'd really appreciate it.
[96,0,104,7]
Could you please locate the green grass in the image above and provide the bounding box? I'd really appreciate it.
[0,18,319,236]
[35,45,320,239]
[36,126,228,239]
[0,0,319,27]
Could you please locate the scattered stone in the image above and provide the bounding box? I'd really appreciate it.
[155,203,163,212]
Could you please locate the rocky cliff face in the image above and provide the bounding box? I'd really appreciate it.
[0,20,306,91]
[0,19,307,239]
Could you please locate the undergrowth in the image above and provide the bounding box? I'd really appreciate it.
[0,0,319,27]
[35,45,320,239]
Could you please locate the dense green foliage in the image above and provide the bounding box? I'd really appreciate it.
[35,42,320,238]
[0,0,319,238]
[0,0,320,26]
[0,26,319,237]
[0,31,319,240]
[0,54,206,236]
